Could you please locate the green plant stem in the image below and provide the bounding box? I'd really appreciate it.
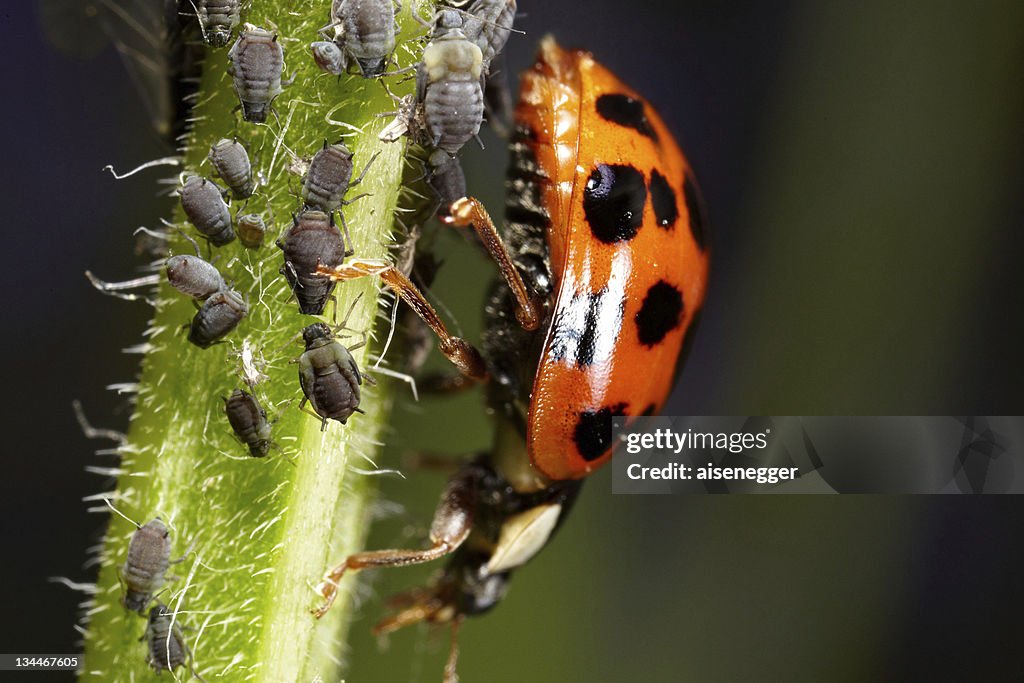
[80,3,433,681]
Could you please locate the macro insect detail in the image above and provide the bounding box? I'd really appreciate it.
[295,321,369,430]
[180,175,235,246]
[312,36,710,681]
[228,24,285,123]
[460,0,517,70]
[276,209,351,316]
[189,288,249,349]
[418,9,485,156]
[165,233,228,299]
[302,141,378,213]
[79,2,707,681]
[208,138,254,200]
[223,389,273,457]
[236,213,267,249]
[316,0,398,78]
[120,519,172,614]
[195,0,241,48]
[143,603,204,680]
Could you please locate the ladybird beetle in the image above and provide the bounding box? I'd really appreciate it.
[313,36,709,680]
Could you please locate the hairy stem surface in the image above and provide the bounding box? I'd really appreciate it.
[81,3,433,681]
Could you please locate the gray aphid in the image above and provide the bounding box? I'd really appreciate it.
[302,142,377,212]
[180,176,235,246]
[165,254,226,300]
[462,0,516,68]
[227,25,284,123]
[236,213,267,249]
[223,389,272,457]
[143,603,203,680]
[208,139,253,199]
[188,289,248,348]
[311,41,345,75]
[196,0,241,48]
[418,10,484,155]
[165,231,226,299]
[426,148,466,219]
[120,519,171,614]
[322,0,397,78]
[276,210,349,315]
[298,322,363,429]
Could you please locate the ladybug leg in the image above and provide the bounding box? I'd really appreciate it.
[312,462,479,618]
[401,451,463,475]
[317,259,488,379]
[443,617,464,683]
[445,197,541,331]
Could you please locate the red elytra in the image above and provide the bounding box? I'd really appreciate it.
[520,37,709,480]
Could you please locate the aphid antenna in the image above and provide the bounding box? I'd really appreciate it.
[367,364,419,402]
[102,156,180,180]
[184,0,210,46]
[103,497,142,529]
[73,400,127,443]
[448,6,526,37]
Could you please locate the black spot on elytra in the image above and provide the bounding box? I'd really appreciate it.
[636,281,684,346]
[649,169,678,229]
[583,164,647,243]
[574,403,628,461]
[549,288,625,367]
[683,171,707,250]
[595,94,659,142]
[641,404,657,416]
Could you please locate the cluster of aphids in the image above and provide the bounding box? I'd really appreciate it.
[84,0,518,678]
[91,0,515,442]
[112,510,202,679]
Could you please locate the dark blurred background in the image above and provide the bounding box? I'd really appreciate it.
[3,1,1023,681]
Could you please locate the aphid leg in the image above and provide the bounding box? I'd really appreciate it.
[340,192,371,206]
[313,463,479,618]
[316,260,488,379]
[170,537,199,565]
[176,229,204,257]
[332,291,365,332]
[349,150,382,188]
[298,397,330,431]
[445,197,541,330]
[333,212,355,257]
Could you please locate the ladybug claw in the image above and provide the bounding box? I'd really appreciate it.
[312,578,340,619]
